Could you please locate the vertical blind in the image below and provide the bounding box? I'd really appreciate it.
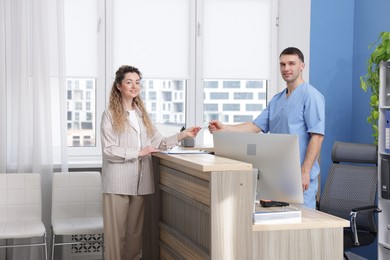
[65,0,98,77]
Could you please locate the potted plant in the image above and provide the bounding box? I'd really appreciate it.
[360,31,390,144]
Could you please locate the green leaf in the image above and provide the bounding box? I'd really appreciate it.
[360,32,390,144]
[360,77,367,91]
[373,47,386,63]
[382,32,390,42]
[377,32,385,42]
[372,111,379,120]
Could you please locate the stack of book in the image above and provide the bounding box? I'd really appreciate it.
[253,203,302,224]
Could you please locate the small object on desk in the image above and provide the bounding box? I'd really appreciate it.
[181,137,195,147]
[253,203,301,224]
[180,126,195,147]
[260,199,289,207]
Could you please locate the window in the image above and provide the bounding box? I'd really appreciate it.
[223,81,241,89]
[83,135,93,146]
[72,136,80,146]
[203,80,267,140]
[234,115,254,122]
[74,90,83,100]
[246,81,264,89]
[148,91,156,101]
[63,0,277,161]
[246,104,263,111]
[86,112,92,121]
[204,104,218,112]
[223,104,240,111]
[204,81,218,89]
[234,92,254,100]
[66,78,96,150]
[74,102,82,110]
[210,93,229,100]
[81,122,93,130]
[86,80,93,89]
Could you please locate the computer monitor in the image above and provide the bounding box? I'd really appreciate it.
[213,132,303,204]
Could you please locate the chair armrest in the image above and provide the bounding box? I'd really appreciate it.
[349,205,381,246]
[351,205,382,213]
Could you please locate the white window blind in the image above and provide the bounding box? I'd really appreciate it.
[112,0,190,78]
[64,0,98,77]
[202,0,271,79]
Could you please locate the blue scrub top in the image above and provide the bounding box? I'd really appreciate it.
[252,81,325,180]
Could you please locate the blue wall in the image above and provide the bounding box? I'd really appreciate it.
[310,0,355,188]
[310,0,390,258]
[352,0,390,144]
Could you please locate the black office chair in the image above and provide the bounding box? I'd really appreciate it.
[318,141,381,260]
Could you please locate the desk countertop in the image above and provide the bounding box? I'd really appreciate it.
[252,204,349,231]
[154,152,252,172]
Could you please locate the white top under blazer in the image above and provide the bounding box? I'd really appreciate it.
[100,106,178,195]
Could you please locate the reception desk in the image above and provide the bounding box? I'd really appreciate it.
[143,152,349,260]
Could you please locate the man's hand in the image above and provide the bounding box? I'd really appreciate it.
[208,120,224,133]
[301,171,310,191]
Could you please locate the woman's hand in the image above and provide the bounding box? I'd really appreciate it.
[139,146,160,157]
[185,126,202,138]
[177,126,201,141]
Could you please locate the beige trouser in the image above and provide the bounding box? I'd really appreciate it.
[103,193,145,260]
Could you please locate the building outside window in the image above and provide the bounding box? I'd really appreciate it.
[66,78,96,147]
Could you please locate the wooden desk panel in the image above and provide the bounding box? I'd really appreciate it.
[160,165,210,206]
[154,153,252,172]
[252,227,344,259]
[144,153,349,260]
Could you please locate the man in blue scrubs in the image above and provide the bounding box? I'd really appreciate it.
[209,47,325,208]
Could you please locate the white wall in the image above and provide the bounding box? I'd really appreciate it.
[277,0,311,92]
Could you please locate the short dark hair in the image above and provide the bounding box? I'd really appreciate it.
[279,47,304,63]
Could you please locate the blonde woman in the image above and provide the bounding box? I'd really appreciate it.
[101,65,201,260]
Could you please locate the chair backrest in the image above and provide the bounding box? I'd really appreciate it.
[0,173,42,221]
[320,142,378,232]
[51,171,102,219]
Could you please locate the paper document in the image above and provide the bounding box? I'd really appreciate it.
[159,147,209,154]
[253,203,301,224]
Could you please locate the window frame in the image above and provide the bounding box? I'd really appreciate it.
[66,0,284,164]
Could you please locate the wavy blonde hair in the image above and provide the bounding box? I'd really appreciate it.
[109,65,155,137]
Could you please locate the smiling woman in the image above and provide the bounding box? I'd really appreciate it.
[100,65,201,259]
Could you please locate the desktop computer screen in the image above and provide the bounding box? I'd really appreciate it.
[213,132,303,204]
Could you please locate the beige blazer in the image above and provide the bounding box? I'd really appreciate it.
[100,107,178,195]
